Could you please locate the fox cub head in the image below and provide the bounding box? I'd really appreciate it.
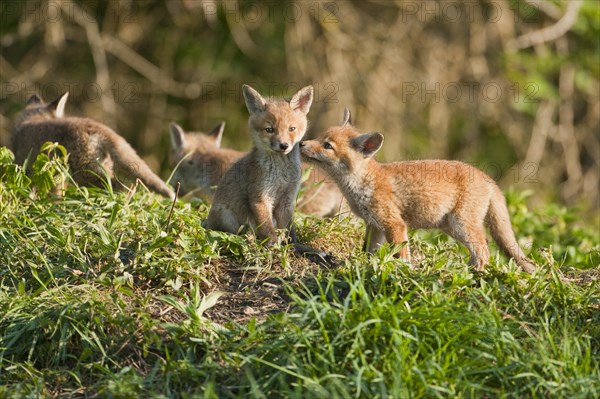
[169,121,226,166]
[243,84,314,155]
[17,92,69,124]
[169,121,231,198]
[300,108,384,176]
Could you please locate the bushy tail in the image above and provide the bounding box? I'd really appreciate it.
[103,135,175,199]
[486,187,536,273]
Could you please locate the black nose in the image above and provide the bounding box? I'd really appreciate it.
[299,141,305,147]
[279,143,289,150]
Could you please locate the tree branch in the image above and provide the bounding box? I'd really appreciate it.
[524,100,556,168]
[508,1,583,50]
[524,0,563,20]
[100,35,202,99]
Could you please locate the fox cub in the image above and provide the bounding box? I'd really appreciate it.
[169,121,240,200]
[300,109,536,273]
[169,122,344,217]
[12,93,174,199]
[205,84,316,248]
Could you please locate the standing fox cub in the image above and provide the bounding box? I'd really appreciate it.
[300,109,536,273]
[12,93,174,199]
[169,122,344,217]
[205,85,326,258]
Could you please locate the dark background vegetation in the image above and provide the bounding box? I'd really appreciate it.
[1,0,598,214]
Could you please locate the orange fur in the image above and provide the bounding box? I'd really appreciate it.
[300,109,536,273]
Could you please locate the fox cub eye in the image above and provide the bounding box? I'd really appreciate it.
[289,126,296,132]
[323,142,333,150]
[265,127,275,133]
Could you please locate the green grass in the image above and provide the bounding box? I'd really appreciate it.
[0,145,599,398]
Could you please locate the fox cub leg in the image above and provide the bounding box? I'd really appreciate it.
[249,199,277,244]
[205,207,241,235]
[384,219,410,260]
[273,199,295,244]
[445,214,490,271]
[363,225,386,253]
[364,219,411,260]
[273,198,294,230]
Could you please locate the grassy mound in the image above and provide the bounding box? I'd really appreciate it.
[0,146,598,398]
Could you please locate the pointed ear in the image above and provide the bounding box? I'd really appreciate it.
[208,121,225,148]
[26,94,43,106]
[341,107,352,126]
[169,122,187,150]
[48,92,69,117]
[351,132,384,158]
[290,85,314,115]
[242,84,266,114]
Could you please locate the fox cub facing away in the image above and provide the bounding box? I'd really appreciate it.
[205,84,324,254]
[12,93,174,199]
[169,121,239,201]
[169,122,344,217]
[300,109,536,273]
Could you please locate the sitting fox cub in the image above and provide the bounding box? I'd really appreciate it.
[169,122,344,217]
[12,93,174,199]
[300,109,536,273]
[205,85,327,260]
